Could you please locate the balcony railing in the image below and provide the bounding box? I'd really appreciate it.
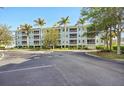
[87,39,95,44]
[22,36,27,40]
[70,30,77,32]
[69,28,77,32]
[34,38,40,40]
[70,42,77,44]
[34,36,40,39]
[70,36,77,38]
[22,33,27,36]
[22,43,27,46]
[69,40,77,44]
[34,31,40,34]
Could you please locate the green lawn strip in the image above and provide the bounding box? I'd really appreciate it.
[89,51,124,61]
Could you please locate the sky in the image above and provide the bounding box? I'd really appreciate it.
[0,7,81,31]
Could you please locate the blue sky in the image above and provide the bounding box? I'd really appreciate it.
[0,7,81,31]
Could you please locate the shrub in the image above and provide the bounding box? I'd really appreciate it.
[113,46,124,53]
[82,45,88,50]
[100,49,111,52]
[113,46,117,50]
[29,46,34,49]
[0,46,5,50]
[113,46,124,50]
[78,45,82,49]
[96,45,104,50]
[69,46,77,50]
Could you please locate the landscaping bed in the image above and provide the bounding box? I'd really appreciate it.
[89,51,124,61]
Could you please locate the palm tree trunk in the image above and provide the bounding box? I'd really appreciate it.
[117,30,121,54]
[40,27,42,49]
[81,29,83,49]
[27,35,29,48]
[64,25,66,48]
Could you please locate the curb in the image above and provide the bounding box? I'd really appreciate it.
[85,52,124,64]
[0,53,4,60]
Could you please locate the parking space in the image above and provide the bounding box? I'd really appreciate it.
[0,50,124,86]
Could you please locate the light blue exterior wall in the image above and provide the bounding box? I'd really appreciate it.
[15,26,105,48]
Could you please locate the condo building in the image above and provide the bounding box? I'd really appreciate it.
[15,28,42,48]
[15,26,104,49]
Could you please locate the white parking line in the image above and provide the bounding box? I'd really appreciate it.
[0,65,53,74]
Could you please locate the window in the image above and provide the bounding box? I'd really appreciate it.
[79,40,80,43]
[70,40,77,44]
[34,30,39,34]
[34,35,39,39]
[82,40,85,43]
[101,40,103,43]
[87,39,95,44]
[70,34,77,38]
[70,28,77,32]
[34,41,39,45]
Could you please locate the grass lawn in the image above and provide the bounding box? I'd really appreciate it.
[89,51,124,61]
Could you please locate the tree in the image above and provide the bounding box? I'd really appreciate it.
[80,7,124,54]
[34,18,46,48]
[43,28,59,49]
[58,16,70,48]
[76,18,85,48]
[0,24,12,46]
[76,18,85,26]
[34,18,46,28]
[18,24,32,48]
[113,8,124,54]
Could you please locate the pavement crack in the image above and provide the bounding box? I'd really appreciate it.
[54,64,72,86]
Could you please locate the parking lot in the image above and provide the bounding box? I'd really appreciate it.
[0,50,124,86]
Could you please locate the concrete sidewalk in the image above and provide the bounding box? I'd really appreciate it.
[0,53,4,60]
[7,50,53,54]
[53,49,99,52]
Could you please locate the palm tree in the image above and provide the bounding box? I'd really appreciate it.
[76,18,85,26]
[18,24,32,48]
[76,18,85,49]
[34,18,46,28]
[58,16,70,48]
[34,18,46,48]
[53,22,60,28]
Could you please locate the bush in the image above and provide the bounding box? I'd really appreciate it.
[29,46,34,49]
[69,46,77,50]
[82,45,88,50]
[100,49,111,52]
[113,46,124,53]
[113,46,117,50]
[96,45,104,50]
[113,46,124,50]
[0,46,5,50]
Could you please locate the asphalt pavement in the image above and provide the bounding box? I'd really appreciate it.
[0,51,124,86]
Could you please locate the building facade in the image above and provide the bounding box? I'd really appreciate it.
[15,28,43,48]
[15,26,104,49]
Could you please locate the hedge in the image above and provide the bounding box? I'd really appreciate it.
[0,46,5,50]
[96,45,104,50]
[113,46,124,51]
